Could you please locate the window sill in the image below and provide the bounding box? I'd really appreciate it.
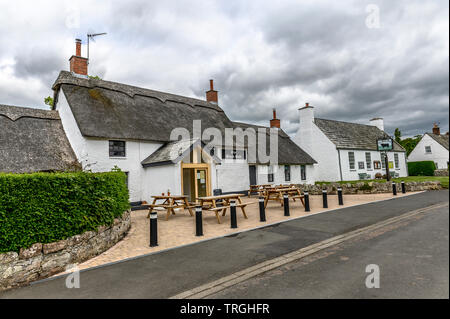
[109,157,127,160]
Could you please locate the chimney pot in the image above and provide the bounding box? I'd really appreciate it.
[432,123,440,135]
[305,102,309,107]
[270,108,280,128]
[206,79,218,104]
[69,38,88,76]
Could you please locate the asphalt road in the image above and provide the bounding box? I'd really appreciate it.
[208,202,449,299]
[1,190,448,299]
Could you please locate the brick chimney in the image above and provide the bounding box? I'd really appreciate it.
[270,109,280,128]
[206,79,218,104]
[432,123,440,135]
[69,39,88,76]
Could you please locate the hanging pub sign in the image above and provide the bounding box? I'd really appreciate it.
[377,137,393,151]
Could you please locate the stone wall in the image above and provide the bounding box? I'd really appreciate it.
[0,210,131,291]
[434,169,449,176]
[299,180,443,195]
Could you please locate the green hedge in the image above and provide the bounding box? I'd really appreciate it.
[0,172,130,253]
[407,161,436,176]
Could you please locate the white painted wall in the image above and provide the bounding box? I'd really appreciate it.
[293,106,407,181]
[338,149,408,180]
[408,134,449,169]
[56,92,164,202]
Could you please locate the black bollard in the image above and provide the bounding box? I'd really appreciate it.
[338,187,344,205]
[195,205,203,236]
[149,211,158,247]
[259,197,266,222]
[283,194,290,216]
[304,191,310,212]
[322,189,328,208]
[392,182,397,195]
[230,200,237,228]
[401,181,406,194]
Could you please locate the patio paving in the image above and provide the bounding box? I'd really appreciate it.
[73,192,415,271]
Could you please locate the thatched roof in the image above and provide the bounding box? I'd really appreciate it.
[314,118,406,152]
[52,71,316,165]
[0,104,80,173]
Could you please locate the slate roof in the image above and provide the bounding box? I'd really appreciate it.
[314,118,406,152]
[0,104,80,173]
[52,71,316,165]
[426,133,449,150]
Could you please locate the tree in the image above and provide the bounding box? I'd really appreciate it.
[398,134,422,156]
[44,96,53,108]
[394,128,402,143]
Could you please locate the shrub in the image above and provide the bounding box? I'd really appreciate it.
[358,183,373,191]
[0,172,130,253]
[408,161,436,176]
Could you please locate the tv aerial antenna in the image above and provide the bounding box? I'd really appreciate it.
[87,32,107,65]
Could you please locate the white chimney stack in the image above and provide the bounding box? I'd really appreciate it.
[370,117,384,132]
[293,102,315,156]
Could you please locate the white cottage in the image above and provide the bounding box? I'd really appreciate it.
[51,41,316,205]
[408,124,449,169]
[293,103,408,181]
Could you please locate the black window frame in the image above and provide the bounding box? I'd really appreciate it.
[425,146,432,154]
[284,165,291,182]
[300,165,306,181]
[358,161,365,170]
[109,140,126,157]
[221,149,246,160]
[268,166,274,183]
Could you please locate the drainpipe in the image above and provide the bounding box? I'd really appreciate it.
[337,149,343,181]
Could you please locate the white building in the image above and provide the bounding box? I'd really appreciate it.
[50,40,316,205]
[408,124,449,169]
[293,103,408,181]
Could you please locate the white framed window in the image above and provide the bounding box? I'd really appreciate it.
[425,146,432,154]
[381,153,386,169]
[348,152,355,170]
[394,153,399,169]
[365,152,372,169]
[358,161,365,169]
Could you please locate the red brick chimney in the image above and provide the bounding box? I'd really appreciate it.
[206,79,218,104]
[270,109,280,128]
[69,39,88,76]
[432,123,440,135]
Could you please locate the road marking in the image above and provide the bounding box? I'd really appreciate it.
[169,201,448,299]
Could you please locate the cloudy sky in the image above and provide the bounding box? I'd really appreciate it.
[0,0,448,137]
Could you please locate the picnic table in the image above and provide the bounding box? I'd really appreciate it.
[198,194,249,224]
[262,187,305,209]
[248,184,272,197]
[145,195,194,220]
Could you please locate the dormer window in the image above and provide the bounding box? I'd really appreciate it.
[109,140,126,157]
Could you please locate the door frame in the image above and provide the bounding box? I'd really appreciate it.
[180,163,211,201]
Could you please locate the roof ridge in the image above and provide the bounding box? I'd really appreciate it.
[52,71,223,112]
[315,117,379,129]
[0,104,60,121]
